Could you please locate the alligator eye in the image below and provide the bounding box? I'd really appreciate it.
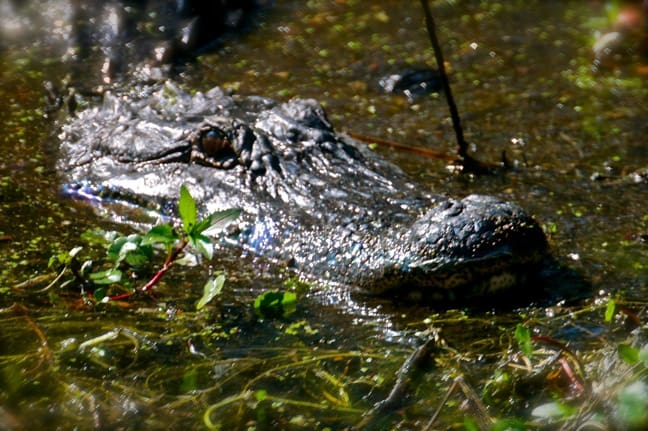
[199,128,232,158]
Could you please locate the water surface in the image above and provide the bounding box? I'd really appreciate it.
[0,1,646,429]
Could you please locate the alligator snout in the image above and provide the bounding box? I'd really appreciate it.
[343,195,548,300]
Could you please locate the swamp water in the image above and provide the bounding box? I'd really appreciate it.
[0,1,646,429]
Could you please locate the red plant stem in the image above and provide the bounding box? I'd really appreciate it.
[558,357,586,396]
[139,256,174,293]
[531,335,574,357]
[140,238,188,294]
[108,290,136,301]
[532,335,589,394]
[618,307,642,327]
[346,131,456,161]
[108,238,188,301]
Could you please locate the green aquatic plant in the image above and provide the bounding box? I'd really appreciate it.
[45,185,240,305]
[254,290,297,319]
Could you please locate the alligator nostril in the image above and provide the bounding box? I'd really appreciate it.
[200,128,232,158]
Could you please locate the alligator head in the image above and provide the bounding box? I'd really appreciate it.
[59,82,548,301]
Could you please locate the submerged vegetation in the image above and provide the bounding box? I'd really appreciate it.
[2,268,646,429]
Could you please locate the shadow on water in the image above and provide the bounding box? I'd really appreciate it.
[0,0,646,429]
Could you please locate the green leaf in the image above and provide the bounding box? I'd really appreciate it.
[605,298,616,322]
[281,292,297,315]
[285,320,318,336]
[180,368,199,393]
[284,277,312,296]
[49,246,84,268]
[616,381,648,428]
[47,254,59,268]
[106,234,152,268]
[515,324,533,358]
[254,291,297,319]
[255,389,268,402]
[463,417,480,431]
[179,185,197,234]
[195,208,242,237]
[618,344,640,365]
[489,418,532,431]
[190,233,214,260]
[107,235,141,263]
[532,401,570,419]
[638,344,648,366]
[89,268,123,285]
[124,245,153,267]
[106,236,128,262]
[93,288,107,301]
[141,224,179,247]
[196,274,225,310]
[173,253,198,267]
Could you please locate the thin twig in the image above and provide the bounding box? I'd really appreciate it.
[558,357,586,396]
[12,272,58,291]
[353,337,439,429]
[420,0,488,173]
[419,0,466,158]
[424,375,493,430]
[347,131,456,161]
[456,377,493,427]
[422,378,459,431]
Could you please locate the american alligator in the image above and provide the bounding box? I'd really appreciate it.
[58,81,549,301]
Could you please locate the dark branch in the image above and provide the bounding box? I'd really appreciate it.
[420,0,489,173]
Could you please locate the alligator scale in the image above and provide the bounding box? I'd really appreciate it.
[58,82,548,301]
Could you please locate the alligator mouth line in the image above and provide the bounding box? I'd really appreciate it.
[116,145,192,165]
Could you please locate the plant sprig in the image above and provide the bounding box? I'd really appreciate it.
[49,185,240,306]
